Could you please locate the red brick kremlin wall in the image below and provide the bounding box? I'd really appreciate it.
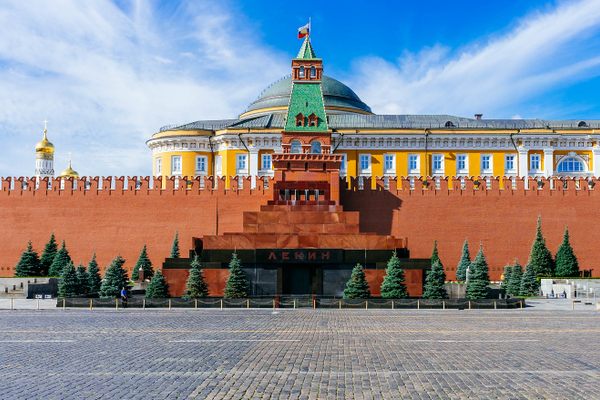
[0,175,599,282]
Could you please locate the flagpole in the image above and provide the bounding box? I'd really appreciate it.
[309,17,312,37]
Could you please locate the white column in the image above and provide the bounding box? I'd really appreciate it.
[543,148,554,178]
[593,148,600,178]
[518,148,528,178]
[249,150,259,189]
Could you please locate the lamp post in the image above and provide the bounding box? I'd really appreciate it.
[464,265,471,299]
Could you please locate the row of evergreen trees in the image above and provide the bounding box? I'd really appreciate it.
[14,232,182,278]
[501,263,539,297]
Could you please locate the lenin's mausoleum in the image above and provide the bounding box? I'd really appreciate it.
[2,37,600,296]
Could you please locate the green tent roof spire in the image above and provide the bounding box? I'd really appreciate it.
[296,37,318,60]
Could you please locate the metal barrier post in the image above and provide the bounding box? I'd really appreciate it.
[273,299,275,310]
[572,301,575,311]
[468,300,471,310]
[392,300,394,310]
[246,299,250,309]
[115,298,119,310]
[339,300,341,309]
[89,299,93,311]
[37,299,40,310]
[62,298,65,311]
[520,300,523,309]
[443,300,446,310]
[313,298,316,309]
[143,299,146,310]
[494,300,497,310]
[293,299,296,309]
[220,299,223,310]
[417,299,420,310]
[365,300,368,310]
[194,299,198,309]
[168,299,172,310]
[11,298,14,311]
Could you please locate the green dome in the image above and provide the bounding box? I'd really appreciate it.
[243,75,372,116]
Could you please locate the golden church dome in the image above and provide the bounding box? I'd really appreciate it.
[35,128,55,155]
[59,160,79,178]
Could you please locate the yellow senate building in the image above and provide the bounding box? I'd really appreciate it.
[147,37,600,186]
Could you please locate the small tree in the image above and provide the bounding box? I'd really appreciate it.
[501,265,513,290]
[430,241,443,269]
[131,245,153,281]
[39,233,58,276]
[343,263,371,299]
[507,262,523,296]
[224,253,250,298]
[422,260,448,299]
[14,241,41,277]
[520,263,539,296]
[48,241,72,277]
[184,255,209,299]
[466,245,490,300]
[170,232,180,258]
[455,240,471,281]
[527,216,555,277]
[75,264,89,295]
[380,251,408,298]
[58,261,78,298]
[99,256,128,298]
[87,254,102,294]
[145,269,169,298]
[554,227,579,277]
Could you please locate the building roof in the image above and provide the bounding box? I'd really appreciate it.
[296,37,318,60]
[158,113,600,133]
[244,75,372,116]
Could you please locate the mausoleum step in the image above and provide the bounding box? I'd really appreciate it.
[243,210,359,226]
[260,204,343,212]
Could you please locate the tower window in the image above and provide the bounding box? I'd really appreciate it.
[310,66,316,78]
[295,113,305,127]
[308,113,318,127]
[299,66,305,78]
[310,141,322,154]
[290,140,302,154]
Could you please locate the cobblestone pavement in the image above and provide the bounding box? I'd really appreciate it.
[0,309,599,399]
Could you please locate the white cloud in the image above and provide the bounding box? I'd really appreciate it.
[348,0,600,119]
[0,0,288,176]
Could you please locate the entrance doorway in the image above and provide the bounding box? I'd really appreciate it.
[282,265,321,295]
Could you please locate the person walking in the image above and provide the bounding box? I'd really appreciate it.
[120,286,128,308]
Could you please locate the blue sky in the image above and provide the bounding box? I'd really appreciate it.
[2,0,600,176]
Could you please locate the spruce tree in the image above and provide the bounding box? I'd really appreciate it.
[184,255,209,299]
[131,245,153,281]
[170,232,180,258]
[380,251,408,298]
[343,263,371,299]
[520,263,539,296]
[455,240,471,281]
[39,233,58,276]
[502,265,513,291]
[507,262,523,296]
[14,241,41,277]
[99,256,128,298]
[430,241,443,269]
[87,254,102,294]
[466,246,490,300]
[224,252,250,298]
[527,216,555,277]
[554,227,579,277]
[58,262,78,298]
[422,260,448,299]
[75,264,89,295]
[48,241,72,277]
[145,269,170,298]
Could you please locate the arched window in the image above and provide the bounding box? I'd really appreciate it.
[445,121,455,128]
[310,141,322,154]
[308,113,318,127]
[578,121,588,127]
[557,157,586,173]
[295,113,304,127]
[290,140,302,154]
[310,66,316,78]
[299,66,305,78]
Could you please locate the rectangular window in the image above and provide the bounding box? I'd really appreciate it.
[505,154,516,174]
[530,154,541,171]
[215,155,222,176]
[261,154,272,170]
[236,154,248,174]
[339,154,347,174]
[359,154,371,174]
[481,154,492,174]
[384,154,395,174]
[155,158,162,175]
[195,156,207,174]
[456,154,468,174]
[432,154,444,174]
[171,155,182,175]
[408,154,419,175]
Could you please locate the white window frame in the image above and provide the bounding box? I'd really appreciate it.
[195,155,208,175]
[155,158,162,175]
[339,153,347,176]
[432,154,444,175]
[171,155,182,175]
[529,154,541,174]
[480,154,492,175]
[261,153,272,171]
[408,154,420,176]
[359,154,371,175]
[456,154,468,175]
[384,153,396,175]
[504,154,516,175]
[236,154,248,175]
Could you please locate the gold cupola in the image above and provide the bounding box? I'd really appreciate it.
[59,160,79,178]
[35,126,55,156]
